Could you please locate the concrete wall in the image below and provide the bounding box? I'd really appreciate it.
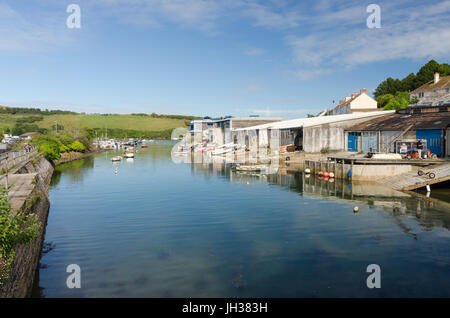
[351,164,413,181]
[0,156,53,298]
[303,125,344,153]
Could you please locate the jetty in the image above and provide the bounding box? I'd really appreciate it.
[378,162,450,191]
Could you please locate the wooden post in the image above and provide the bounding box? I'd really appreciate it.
[4,153,8,189]
[351,159,354,180]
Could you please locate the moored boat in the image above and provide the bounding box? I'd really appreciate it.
[124,151,135,158]
[111,156,122,162]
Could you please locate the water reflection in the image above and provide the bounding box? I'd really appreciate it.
[34,142,450,298]
[190,161,450,232]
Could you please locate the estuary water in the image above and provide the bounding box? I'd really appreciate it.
[33,141,450,297]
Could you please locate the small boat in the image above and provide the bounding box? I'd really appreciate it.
[141,145,149,148]
[124,151,135,158]
[111,156,122,162]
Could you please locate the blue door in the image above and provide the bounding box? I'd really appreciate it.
[348,133,358,152]
[416,130,442,157]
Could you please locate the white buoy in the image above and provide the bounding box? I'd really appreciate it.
[305,168,311,174]
[353,206,359,213]
[426,185,431,192]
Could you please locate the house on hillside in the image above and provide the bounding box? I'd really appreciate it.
[19,132,42,141]
[410,73,450,105]
[330,89,378,115]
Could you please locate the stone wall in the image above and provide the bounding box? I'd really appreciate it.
[0,156,53,298]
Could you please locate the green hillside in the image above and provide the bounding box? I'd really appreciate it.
[0,106,199,139]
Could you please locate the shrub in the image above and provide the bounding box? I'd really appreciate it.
[320,147,330,154]
[39,142,61,160]
[0,186,40,285]
[70,140,86,152]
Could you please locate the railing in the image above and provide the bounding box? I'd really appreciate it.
[0,149,38,176]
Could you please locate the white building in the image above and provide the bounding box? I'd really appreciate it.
[410,73,450,105]
[331,89,378,115]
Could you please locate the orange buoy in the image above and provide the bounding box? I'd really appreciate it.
[324,172,329,178]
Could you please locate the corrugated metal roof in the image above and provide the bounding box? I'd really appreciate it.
[235,111,393,131]
[347,112,450,131]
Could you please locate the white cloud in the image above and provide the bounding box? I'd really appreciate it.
[286,0,450,78]
[0,3,75,52]
[244,48,265,56]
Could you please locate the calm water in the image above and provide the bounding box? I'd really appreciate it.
[33,141,450,297]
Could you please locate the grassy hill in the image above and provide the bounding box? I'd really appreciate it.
[0,106,199,139]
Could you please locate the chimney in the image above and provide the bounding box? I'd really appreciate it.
[339,99,345,104]
[351,93,358,98]
[360,88,367,94]
[434,72,440,84]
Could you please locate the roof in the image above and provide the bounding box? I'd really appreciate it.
[235,111,393,131]
[19,132,42,137]
[347,112,450,131]
[411,75,450,94]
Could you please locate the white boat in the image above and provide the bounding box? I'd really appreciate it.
[124,151,135,158]
[111,156,122,162]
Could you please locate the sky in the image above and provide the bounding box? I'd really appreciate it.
[0,0,449,118]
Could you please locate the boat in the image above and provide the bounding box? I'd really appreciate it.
[141,145,149,148]
[124,151,135,158]
[111,156,122,162]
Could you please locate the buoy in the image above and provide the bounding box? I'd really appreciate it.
[353,206,359,213]
[318,171,323,176]
[329,178,335,183]
[329,172,335,178]
[246,181,250,185]
[324,172,329,178]
[305,168,311,174]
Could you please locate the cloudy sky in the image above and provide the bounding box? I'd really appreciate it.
[0,0,449,117]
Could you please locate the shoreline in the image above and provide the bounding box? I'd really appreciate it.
[52,148,110,166]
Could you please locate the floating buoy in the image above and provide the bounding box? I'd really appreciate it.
[329,172,335,178]
[353,206,359,213]
[305,168,311,174]
[318,171,323,176]
[329,178,334,183]
[324,172,329,178]
[246,181,250,185]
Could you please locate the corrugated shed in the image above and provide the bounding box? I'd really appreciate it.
[235,111,392,131]
[347,112,450,131]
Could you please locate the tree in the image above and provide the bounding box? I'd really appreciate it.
[376,94,395,108]
[414,60,440,88]
[374,60,449,98]
[382,92,412,110]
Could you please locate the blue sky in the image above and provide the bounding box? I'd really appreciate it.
[0,0,449,118]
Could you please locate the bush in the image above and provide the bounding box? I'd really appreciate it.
[39,142,61,160]
[321,147,330,154]
[0,186,40,285]
[70,140,86,152]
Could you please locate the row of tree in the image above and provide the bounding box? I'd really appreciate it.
[374,60,450,98]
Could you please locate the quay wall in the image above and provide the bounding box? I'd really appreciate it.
[0,156,53,298]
